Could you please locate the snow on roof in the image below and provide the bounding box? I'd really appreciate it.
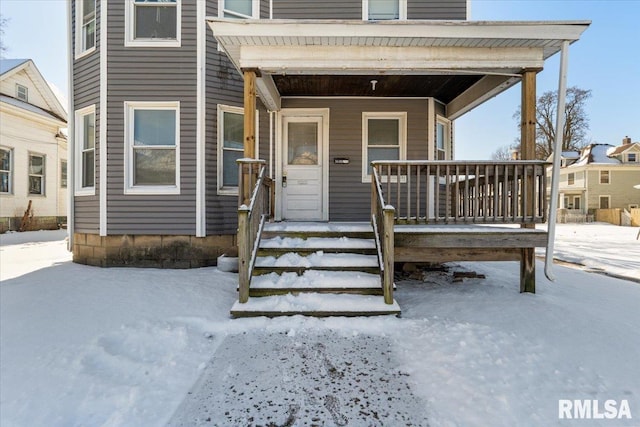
[561,151,580,159]
[0,58,29,75]
[0,94,65,123]
[571,144,620,166]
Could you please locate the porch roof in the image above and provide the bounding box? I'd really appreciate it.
[206,19,590,118]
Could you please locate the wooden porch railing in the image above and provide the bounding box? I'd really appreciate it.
[371,168,395,305]
[371,161,549,225]
[237,159,273,303]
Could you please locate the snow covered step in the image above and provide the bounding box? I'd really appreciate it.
[249,271,384,296]
[262,222,375,239]
[258,236,377,256]
[253,252,380,275]
[230,293,401,318]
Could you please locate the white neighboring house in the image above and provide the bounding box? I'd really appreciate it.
[0,58,68,232]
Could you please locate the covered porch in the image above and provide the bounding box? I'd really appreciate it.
[206,18,589,316]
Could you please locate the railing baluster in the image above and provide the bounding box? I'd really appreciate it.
[435,164,440,223]
[502,164,508,221]
[425,164,431,223]
[445,164,451,223]
[396,164,401,220]
[416,166,421,222]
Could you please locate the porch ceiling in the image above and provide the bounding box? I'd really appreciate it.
[272,74,483,102]
[207,18,590,118]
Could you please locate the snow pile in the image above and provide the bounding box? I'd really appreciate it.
[2,228,639,426]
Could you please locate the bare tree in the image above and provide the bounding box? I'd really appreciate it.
[514,86,592,159]
[491,144,515,161]
[0,14,8,58]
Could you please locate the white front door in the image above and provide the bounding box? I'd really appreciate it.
[281,114,325,221]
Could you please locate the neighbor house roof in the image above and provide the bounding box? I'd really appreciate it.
[0,58,29,75]
[570,144,620,167]
[606,142,640,157]
[0,94,66,123]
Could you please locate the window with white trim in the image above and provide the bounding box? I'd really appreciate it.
[217,105,259,195]
[363,0,406,20]
[76,0,96,57]
[599,170,610,184]
[61,160,68,188]
[599,195,610,209]
[126,0,180,47]
[0,147,12,194]
[75,105,95,195]
[436,117,450,160]
[125,101,180,194]
[362,112,406,182]
[567,172,575,185]
[16,84,28,102]
[28,154,45,195]
[628,153,637,163]
[219,0,259,19]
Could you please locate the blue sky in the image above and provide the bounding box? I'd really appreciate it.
[1,0,638,159]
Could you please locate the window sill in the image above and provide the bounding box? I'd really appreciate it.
[124,185,180,196]
[218,187,239,196]
[74,46,97,61]
[75,188,96,197]
[125,39,181,48]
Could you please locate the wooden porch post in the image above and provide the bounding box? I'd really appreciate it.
[520,68,538,293]
[242,69,258,205]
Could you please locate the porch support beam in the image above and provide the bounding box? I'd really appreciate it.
[447,75,519,120]
[243,69,258,205]
[520,68,539,293]
[255,74,281,111]
[239,46,545,74]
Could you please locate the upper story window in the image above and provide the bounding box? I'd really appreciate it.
[75,105,96,195]
[125,101,180,194]
[628,153,637,163]
[567,173,575,185]
[16,84,28,102]
[363,0,407,20]
[219,0,259,19]
[76,0,96,58]
[599,170,610,184]
[29,154,45,195]
[0,147,12,194]
[362,112,406,182]
[126,0,181,47]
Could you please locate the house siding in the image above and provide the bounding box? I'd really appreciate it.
[105,0,198,235]
[273,0,466,20]
[282,98,429,221]
[586,168,640,210]
[73,0,101,234]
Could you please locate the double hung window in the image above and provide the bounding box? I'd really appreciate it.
[0,148,12,194]
[29,154,45,195]
[362,112,406,182]
[126,0,180,47]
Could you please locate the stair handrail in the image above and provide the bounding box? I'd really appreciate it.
[237,159,272,304]
[371,165,395,305]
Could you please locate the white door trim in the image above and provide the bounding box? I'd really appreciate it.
[275,108,330,221]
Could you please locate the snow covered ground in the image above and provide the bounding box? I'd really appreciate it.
[1,224,639,426]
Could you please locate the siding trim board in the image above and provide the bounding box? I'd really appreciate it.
[100,0,107,236]
[196,0,206,237]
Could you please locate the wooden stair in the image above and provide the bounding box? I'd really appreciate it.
[231,222,401,318]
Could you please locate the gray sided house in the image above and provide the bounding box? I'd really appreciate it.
[68,0,589,313]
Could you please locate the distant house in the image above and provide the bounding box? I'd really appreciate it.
[551,137,640,216]
[0,59,68,232]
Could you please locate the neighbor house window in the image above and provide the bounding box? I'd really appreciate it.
[217,105,259,195]
[126,0,180,47]
[573,196,581,210]
[0,147,12,194]
[76,0,96,57]
[16,84,28,102]
[567,173,575,185]
[599,170,610,184]
[75,105,95,195]
[363,0,406,20]
[599,196,610,209]
[125,101,180,194]
[362,112,407,182]
[28,154,45,195]
[60,160,68,188]
[436,117,451,161]
[628,153,637,162]
[219,0,259,18]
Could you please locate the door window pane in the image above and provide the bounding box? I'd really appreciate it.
[369,0,399,20]
[288,122,318,165]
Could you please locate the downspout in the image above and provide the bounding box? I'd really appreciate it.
[67,0,75,250]
[545,41,570,281]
